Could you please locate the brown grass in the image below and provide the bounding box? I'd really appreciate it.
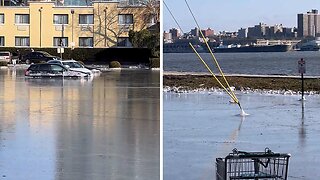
[164,75,320,92]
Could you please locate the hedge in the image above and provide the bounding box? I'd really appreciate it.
[0,47,154,65]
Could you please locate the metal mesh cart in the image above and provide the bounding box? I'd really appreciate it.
[216,148,290,180]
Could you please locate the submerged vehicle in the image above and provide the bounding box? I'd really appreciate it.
[25,63,89,78]
[47,59,101,76]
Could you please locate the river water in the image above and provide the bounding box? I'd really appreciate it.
[164,92,320,180]
[0,67,160,180]
[164,51,320,75]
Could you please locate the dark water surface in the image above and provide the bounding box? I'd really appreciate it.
[0,68,160,180]
[164,51,320,75]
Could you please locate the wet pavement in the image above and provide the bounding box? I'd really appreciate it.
[0,67,160,180]
[164,92,320,180]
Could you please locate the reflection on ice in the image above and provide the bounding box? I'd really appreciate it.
[164,92,320,180]
[0,68,160,180]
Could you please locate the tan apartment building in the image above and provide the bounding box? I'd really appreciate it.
[0,0,157,48]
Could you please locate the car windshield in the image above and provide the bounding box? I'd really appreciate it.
[0,52,10,56]
[62,62,84,68]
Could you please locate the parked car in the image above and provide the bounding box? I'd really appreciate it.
[25,63,89,78]
[22,51,60,64]
[0,51,11,63]
[47,59,101,76]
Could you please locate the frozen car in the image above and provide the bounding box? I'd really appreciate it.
[25,63,88,78]
[47,60,100,76]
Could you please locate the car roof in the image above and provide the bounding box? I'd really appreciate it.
[62,60,78,62]
[30,63,64,67]
[0,51,11,53]
[47,60,62,63]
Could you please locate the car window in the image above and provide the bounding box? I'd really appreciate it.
[50,64,65,71]
[39,52,52,56]
[0,52,10,56]
[28,65,39,71]
[63,62,83,68]
[39,64,50,71]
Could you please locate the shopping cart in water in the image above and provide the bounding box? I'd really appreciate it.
[216,148,290,180]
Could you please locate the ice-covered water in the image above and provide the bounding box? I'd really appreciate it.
[164,91,320,180]
[0,68,160,180]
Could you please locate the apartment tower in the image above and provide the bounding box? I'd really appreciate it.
[297,9,320,37]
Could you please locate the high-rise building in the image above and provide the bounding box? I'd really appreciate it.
[297,9,320,37]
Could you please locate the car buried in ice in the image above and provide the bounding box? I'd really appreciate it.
[25,63,89,78]
[47,60,101,76]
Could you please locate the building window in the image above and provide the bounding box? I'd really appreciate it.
[117,37,131,47]
[118,14,133,25]
[15,14,29,24]
[53,37,68,47]
[79,14,93,25]
[0,14,4,24]
[79,37,93,47]
[15,37,29,47]
[53,14,68,24]
[0,37,4,46]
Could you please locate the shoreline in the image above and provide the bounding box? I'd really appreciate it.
[164,72,320,93]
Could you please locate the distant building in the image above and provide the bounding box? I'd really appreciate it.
[219,31,237,38]
[163,31,172,43]
[297,9,320,37]
[265,24,283,39]
[237,28,248,38]
[190,27,199,37]
[169,28,181,40]
[283,27,296,38]
[201,28,214,37]
[247,23,267,38]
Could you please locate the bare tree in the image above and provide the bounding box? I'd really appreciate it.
[87,2,158,47]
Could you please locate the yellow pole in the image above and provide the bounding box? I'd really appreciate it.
[184,0,238,102]
[189,43,239,104]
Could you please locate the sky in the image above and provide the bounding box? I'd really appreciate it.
[163,0,320,33]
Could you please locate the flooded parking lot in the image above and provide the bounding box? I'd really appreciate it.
[164,92,320,180]
[0,67,160,180]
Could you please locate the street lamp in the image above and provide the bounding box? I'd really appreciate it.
[104,7,107,47]
[39,7,43,48]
